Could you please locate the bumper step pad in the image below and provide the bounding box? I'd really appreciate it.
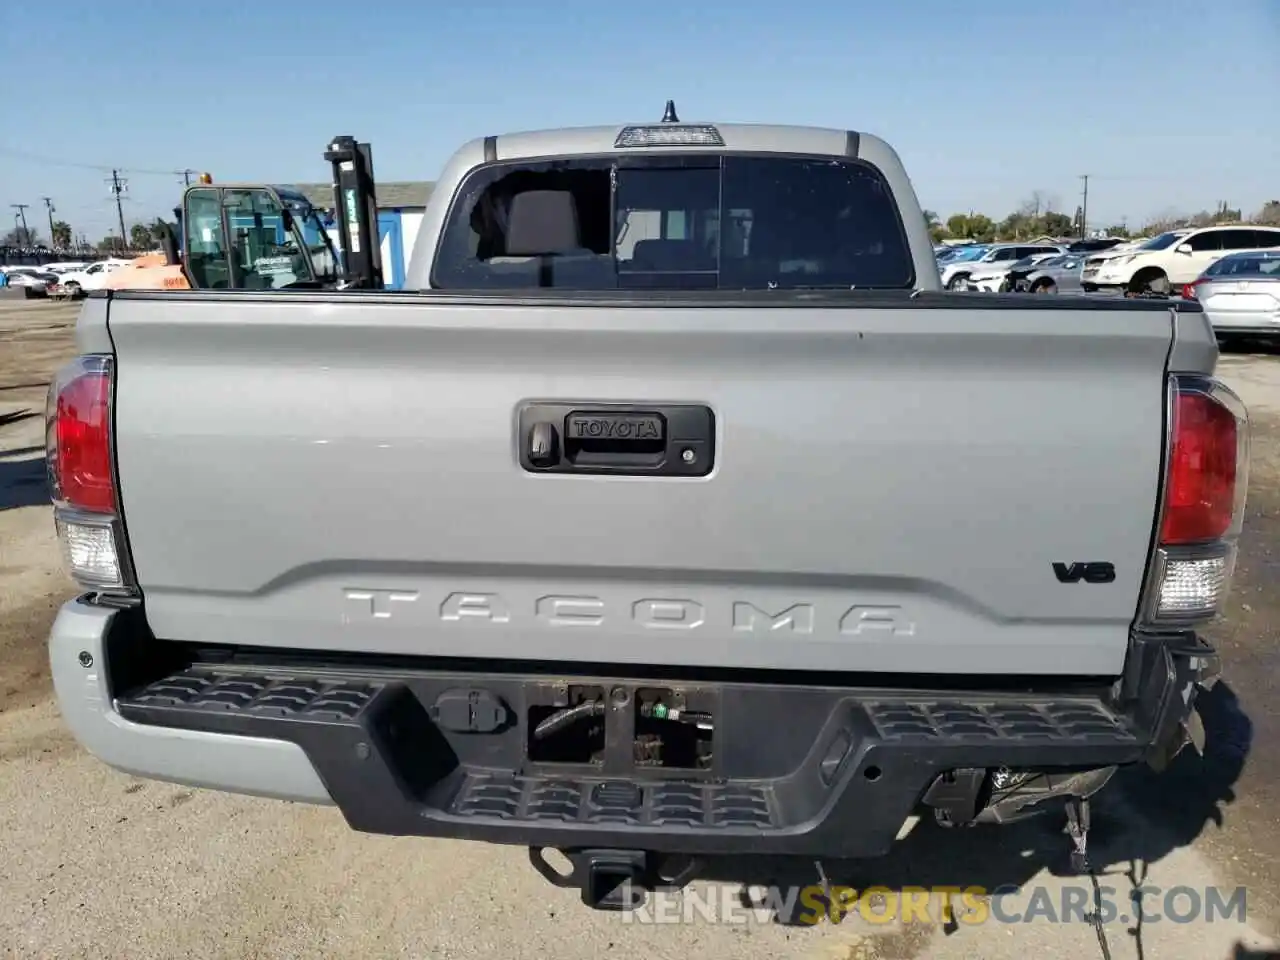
[453,773,777,829]
[114,661,1168,858]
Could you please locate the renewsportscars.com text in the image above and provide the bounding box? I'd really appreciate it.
[617,883,1249,927]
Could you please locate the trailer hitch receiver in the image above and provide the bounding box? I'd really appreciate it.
[529,847,654,910]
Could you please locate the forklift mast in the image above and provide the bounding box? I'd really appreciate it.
[323,135,384,289]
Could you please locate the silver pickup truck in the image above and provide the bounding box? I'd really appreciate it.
[46,112,1248,910]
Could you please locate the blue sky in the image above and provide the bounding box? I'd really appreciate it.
[1,0,1276,242]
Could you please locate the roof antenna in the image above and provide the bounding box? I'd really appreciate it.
[662,99,679,123]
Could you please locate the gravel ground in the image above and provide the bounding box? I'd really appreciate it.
[2,301,1278,960]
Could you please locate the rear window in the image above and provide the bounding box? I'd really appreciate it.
[1206,255,1280,277]
[430,154,915,290]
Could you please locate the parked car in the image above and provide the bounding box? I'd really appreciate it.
[0,266,58,297]
[938,242,1065,290]
[1182,249,1280,344]
[1014,253,1088,293]
[43,262,89,276]
[964,250,1065,292]
[46,114,1240,912]
[1081,225,1280,296]
[56,259,130,296]
[935,243,989,265]
[1065,237,1127,254]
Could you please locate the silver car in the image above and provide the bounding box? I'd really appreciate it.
[963,250,1066,292]
[1186,249,1280,342]
[1015,253,1088,293]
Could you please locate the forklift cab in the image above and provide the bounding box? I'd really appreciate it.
[179,184,340,290]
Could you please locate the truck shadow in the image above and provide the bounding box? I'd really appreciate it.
[1219,338,1280,358]
[670,681,1251,949]
[0,453,50,511]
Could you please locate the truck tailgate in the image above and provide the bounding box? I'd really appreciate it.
[107,293,1171,676]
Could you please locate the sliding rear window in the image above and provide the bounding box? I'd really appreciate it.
[430,154,915,290]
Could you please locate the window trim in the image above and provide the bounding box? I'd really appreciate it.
[429,150,916,291]
[1252,227,1280,248]
[1185,229,1223,253]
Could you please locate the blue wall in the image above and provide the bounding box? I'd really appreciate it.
[320,207,414,289]
[378,211,406,289]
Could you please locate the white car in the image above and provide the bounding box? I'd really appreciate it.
[56,259,131,295]
[43,262,89,276]
[938,243,1065,290]
[964,251,1064,292]
[1081,225,1280,296]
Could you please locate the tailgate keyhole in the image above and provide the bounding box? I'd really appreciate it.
[528,421,559,468]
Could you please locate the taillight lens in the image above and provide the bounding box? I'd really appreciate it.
[1181,278,1209,300]
[46,355,134,595]
[1144,376,1249,624]
[47,355,115,513]
[1160,390,1239,544]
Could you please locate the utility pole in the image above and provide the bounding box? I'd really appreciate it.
[177,169,195,186]
[10,203,30,244]
[41,197,57,248]
[106,170,128,249]
[1078,175,1089,238]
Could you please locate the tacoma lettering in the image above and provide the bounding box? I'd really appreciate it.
[732,601,815,634]
[342,589,914,636]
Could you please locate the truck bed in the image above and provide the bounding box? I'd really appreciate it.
[101,288,1182,678]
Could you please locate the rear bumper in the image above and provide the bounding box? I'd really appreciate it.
[1209,319,1280,336]
[49,600,332,805]
[52,598,1216,859]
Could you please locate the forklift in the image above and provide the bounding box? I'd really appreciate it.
[103,135,384,293]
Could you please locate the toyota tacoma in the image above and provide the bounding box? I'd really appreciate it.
[46,107,1248,910]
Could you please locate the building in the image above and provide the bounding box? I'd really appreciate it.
[295,181,434,289]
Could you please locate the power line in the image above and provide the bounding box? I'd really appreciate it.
[0,145,194,178]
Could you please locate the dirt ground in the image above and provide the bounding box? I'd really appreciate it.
[2,300,1279,960]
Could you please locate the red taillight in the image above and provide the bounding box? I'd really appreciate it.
[1160,389,1239,545]
[1181,278,1208,300]
[47,356,115,513]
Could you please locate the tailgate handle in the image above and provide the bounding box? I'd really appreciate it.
[518,403,714,477]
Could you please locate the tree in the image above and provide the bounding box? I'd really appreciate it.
[922,209,949,243]
[129,223,154,250]
[3,226,41,246]
[998,212,1031,240]
[1041,211,1073,236]
[966,215,996,242]
[1256,201,1280,226]
[97,235,125,253]
[51,220,72,247]
[1018,192,1046,219]
[945,213,996,242]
